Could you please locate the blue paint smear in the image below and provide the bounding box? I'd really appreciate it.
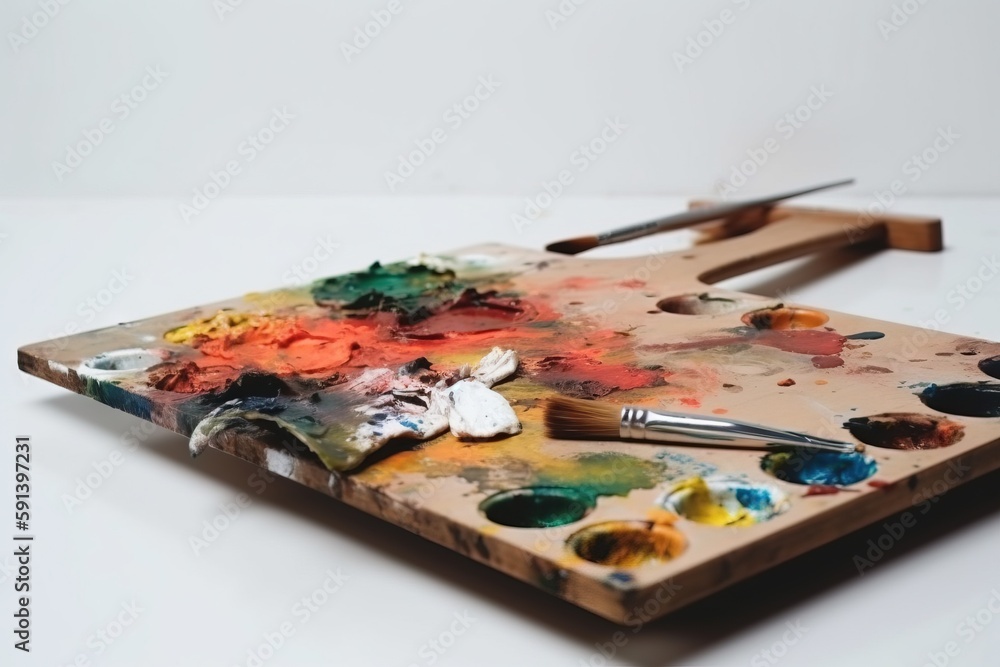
[85,378,152,420]
[735,486,774,511]
[606,571,635,586]
[761,451,877,486]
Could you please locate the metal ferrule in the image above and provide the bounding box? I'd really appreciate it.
[619,406,856,453]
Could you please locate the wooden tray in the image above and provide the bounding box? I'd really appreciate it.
[19,204,1000,623]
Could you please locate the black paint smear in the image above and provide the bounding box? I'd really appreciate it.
[919,382,1000,418]
[214,370,295,402]
[845,331,886,340]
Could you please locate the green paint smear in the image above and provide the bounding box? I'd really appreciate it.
[310,261,466,321]
[531,452,668,501]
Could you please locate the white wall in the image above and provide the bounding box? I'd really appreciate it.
[2,0,997,198]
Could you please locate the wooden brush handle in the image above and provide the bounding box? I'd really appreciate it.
[676,203,942,287]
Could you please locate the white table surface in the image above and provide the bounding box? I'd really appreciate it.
[2,195,1000,666]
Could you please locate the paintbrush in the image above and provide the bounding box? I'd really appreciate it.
[545,178,855,255]
[543,396,863,454]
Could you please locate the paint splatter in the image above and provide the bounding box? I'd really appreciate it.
[660,477,789,527]
[761,451,877,486]
[919,382,1000,418]
[567,520,686,567]
[741,306,829,330]
[844,413,965,450]
[479,487,594,528]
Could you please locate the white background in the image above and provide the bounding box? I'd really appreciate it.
[4,2,1000,667]
[2,0,999,198]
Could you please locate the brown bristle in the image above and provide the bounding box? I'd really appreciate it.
[545,236,599,255]
[543,396,622,440]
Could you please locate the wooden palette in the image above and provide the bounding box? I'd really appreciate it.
[19,205,1000,623]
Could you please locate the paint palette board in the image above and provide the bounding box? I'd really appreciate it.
[19,205,1000,623]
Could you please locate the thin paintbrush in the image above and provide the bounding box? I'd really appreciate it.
[545,178,855,255]
[543,396,863,454]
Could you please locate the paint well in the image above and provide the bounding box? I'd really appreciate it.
[978,355,1000,380]
[568,520,686,567]
[479,486,594,528]
[83,348,165,373]
[761,451,877,486]
[844,413,965,450]
[661,477,789,526]
[919,382,1000,418]
[657,293,743,316]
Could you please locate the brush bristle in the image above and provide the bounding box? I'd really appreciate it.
[543,396,622,440]
[545,236,599,255]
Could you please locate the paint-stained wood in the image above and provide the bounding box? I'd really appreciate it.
[18,205,1000,624]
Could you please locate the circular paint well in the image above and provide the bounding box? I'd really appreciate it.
[844,413,965,450]
[760,451,877,486]
[83,348,166,373]
[741,306,829,330]
[978,356,1000,380]
[919,382,1000,418]
[656,293,743,316]
[661,477,789,527]
[567,520,686,567]
[479,486,594,528]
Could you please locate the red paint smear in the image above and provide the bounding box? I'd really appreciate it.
[811,355,845,369]
[679,397,701,407]
[149,292,675,399]
[642,329,845,357]
[804,485,842,496]
[867,480,894,489]
[616,279,646,289]
[528,346,665,397]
